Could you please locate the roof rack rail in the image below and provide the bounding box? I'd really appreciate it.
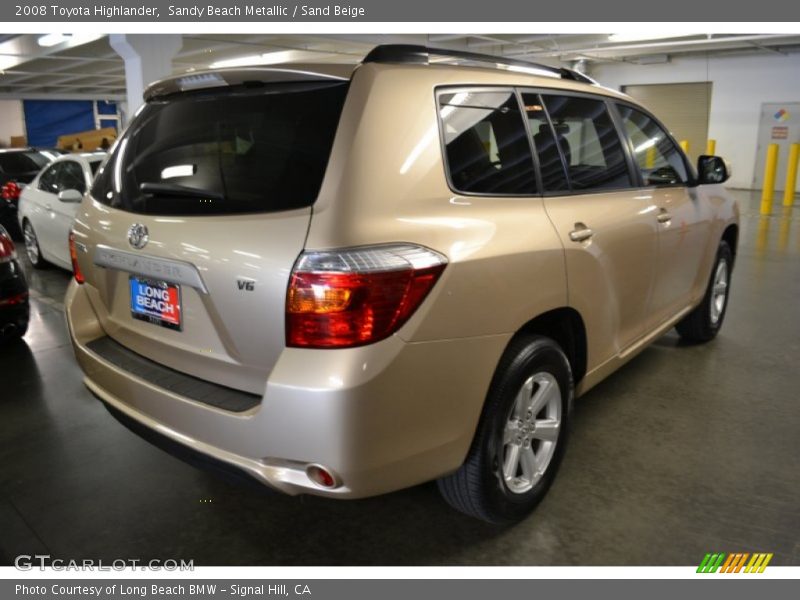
[362,44,596,85]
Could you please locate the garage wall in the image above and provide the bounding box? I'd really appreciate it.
[591,52,800,189]
[0,99,25,147]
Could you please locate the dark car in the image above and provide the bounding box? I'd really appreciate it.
[0,148,61,237]
[0,224,29,342]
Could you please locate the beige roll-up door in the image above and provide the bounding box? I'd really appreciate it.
[621,82,712,161]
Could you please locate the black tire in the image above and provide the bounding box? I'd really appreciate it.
[22,220,48,269]
[438,335,573,524]
[676,240,733,343]
[0,320,27,344]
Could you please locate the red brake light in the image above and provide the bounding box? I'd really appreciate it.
[68,231,85,284]
[286,244,447,348]
[1,181,21,202]
[0,229,16,263]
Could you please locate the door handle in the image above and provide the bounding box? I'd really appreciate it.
[657,208,672,224]
[45,203,52,211]
[569,222,594,242]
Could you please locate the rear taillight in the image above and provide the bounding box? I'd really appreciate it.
[0,229,16,263]
[286,244,447,348]
[0,291,27,306]
[1,181,21,202]
[68,231,85,284]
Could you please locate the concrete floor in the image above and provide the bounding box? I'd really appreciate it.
[1,189,798,566]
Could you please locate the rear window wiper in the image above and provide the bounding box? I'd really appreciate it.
[140,182,224,200]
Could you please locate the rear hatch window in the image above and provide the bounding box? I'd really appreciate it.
[92,80,349,216]
[0,151,51,174]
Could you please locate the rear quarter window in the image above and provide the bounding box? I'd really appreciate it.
[437,89,537,196]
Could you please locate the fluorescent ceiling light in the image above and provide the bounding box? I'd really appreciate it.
[209,49,328,69]
[38,33,71,47]
[608,33,700,43]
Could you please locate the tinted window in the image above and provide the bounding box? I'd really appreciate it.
[89,160,102,175]
[522,95,569,192]
[537,95,632,192]
[439,90,536,195]
[617,104,688,186]
[60,161,87,194]
[0,151,51,174]
[38,164,61,194]
[92,81,349,216]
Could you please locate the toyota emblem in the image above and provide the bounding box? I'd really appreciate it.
[127,224,149,250]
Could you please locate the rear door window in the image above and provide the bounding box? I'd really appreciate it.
[522,96,569,192]
[438,90,537,195]
[92,81,349,215]
[531,94,633,192]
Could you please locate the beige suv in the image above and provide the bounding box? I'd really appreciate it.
[66,45,738,523]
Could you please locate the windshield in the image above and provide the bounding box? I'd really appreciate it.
[91,80,349,216]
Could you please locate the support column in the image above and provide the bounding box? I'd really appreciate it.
[110,34,182,124]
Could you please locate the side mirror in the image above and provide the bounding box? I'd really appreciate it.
[57,189,83,203]
[697,155,731,185]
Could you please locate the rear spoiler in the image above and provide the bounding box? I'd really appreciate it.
[144,68,348,101]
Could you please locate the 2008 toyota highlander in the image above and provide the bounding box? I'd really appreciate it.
[65,45,738,523]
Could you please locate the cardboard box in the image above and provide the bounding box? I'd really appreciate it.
[56,126,117,151]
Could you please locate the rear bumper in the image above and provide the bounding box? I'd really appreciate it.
[0,202,21,238]
[65,280,508,498]
[0,259,29,337]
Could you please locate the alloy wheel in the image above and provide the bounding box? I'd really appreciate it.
[500,372,562,494]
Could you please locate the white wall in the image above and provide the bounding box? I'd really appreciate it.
[591,52,800,189]
[0,100,25,148]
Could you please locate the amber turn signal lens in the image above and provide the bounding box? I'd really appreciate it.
[68,231,85,284]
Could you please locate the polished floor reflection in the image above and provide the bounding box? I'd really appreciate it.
[1,189,799,566]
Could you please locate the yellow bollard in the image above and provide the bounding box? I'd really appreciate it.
[706,139,716,155]
[645,145,656,169]
[783,143,799,207]
[679,140,690,154]
[761,144,779,215]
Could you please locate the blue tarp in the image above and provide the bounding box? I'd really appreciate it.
[23,100,118,147]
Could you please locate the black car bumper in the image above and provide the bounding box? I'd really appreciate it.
[0,200,20,238]
[0,259,29,339]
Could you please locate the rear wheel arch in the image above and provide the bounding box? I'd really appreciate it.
[458,307,587,467]
[514,307,588,386]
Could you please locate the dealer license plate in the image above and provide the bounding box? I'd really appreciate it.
[129,276,182,331]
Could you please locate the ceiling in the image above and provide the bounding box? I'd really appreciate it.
[1,33,800,99]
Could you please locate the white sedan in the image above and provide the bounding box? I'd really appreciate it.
[17,152,105,270]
